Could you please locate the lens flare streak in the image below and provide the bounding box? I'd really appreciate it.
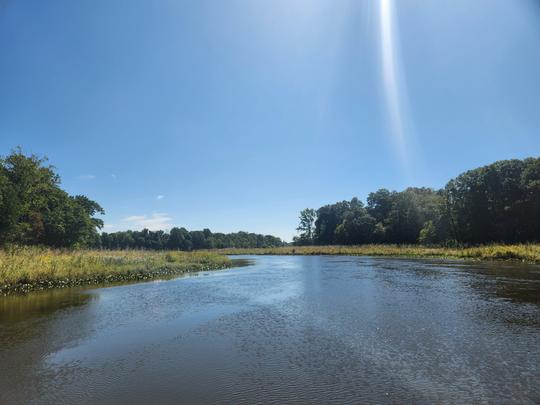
[379,0,410,171]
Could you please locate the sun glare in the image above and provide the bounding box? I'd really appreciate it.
[379,0,411,175]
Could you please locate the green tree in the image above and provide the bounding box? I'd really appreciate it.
[0,166,18,244]
[314,200,352,244]
[295,208,316,245]
[418,221,437,244]
[330,198,374,245]
[367,189,395,224]
[444,158,540,243]
[0,149,104,247]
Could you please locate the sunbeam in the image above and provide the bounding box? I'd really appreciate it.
[379,0,411,176]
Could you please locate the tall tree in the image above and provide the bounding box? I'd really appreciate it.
[295,208,316,244]
[314,200,351,244]
[0,149,104,247]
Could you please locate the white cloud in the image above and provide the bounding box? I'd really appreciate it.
[122,213,173,231]
[156,194,165,200]
[103,224,115,229]
[78,174,96,180]
[123,215,145,222]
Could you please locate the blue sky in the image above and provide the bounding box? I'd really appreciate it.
[1,0,539,241]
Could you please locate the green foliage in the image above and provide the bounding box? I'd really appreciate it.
[334,200,375,245]
[101,228,284,250]
[385,188,444,244]
[313,199,355,244]
[445,158,540,243]
[295,157,540,246]
[4,149,538,251]
[167,227,192,250]
[418,221,437,245]
[0,149,104,248]
[367,189,395,223]
[294,208,316,245]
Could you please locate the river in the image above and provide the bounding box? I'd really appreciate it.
[1,255,539,404]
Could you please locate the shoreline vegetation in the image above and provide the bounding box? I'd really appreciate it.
[1,151,540,295]
[1,244,539,295]
[212,244,540,264]
[0,248,232,295]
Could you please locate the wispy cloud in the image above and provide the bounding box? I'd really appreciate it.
[111,174,117,179]
[122,213,173,231]
[156,194,165,200]
[103,224,115,230]
[78,174,96,180]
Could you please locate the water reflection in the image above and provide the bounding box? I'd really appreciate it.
[0,288,94,323]
[0,256,539,404]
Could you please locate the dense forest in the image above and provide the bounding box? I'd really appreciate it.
[0,150,284,249]
[294,158,540,246]
[101,229,284,250]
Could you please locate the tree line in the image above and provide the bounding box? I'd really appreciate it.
[101,229,284,250]
[295,157,540,246]
[0,150,284,250]
[0,149,104,247]
[2,150,538,249]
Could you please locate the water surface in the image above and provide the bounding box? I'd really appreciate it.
[1,256,539,404]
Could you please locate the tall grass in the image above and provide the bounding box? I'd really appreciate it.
[0,247,231,294]
[213,244,540,263]
[3,244,538,294]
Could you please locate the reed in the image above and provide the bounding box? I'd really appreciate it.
[0,247,231,294]
[212,244,540,263]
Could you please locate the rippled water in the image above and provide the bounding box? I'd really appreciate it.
[1,256,539,404]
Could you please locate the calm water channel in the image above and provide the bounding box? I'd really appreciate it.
[1,255,539,404]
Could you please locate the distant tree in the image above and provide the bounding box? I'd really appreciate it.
[190,230,208,250]
[418,221,437,245]
[0,166,17,244]
[521,158,540,240]
[445,158,540,243]
[334,211,376,245]
[314,200,351,244]
[295,208,316,245]
[9,148,536,250]
[367,189,395,224]
[101,227,284,251]
[331,198,374,245]
[304,158,539,246]
[167,227,193,250]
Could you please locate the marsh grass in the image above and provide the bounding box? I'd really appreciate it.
[213,244,540,263]
[4,244,538,294]
[0,247,231,294]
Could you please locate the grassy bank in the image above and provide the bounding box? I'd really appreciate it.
[213,244,540,263]
[0,247,232,295]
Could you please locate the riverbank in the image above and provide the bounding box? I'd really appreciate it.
[213,244,540,263]
[3,244,539,295]
[0,248,232,295]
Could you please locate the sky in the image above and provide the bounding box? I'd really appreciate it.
[1,0,539,241]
